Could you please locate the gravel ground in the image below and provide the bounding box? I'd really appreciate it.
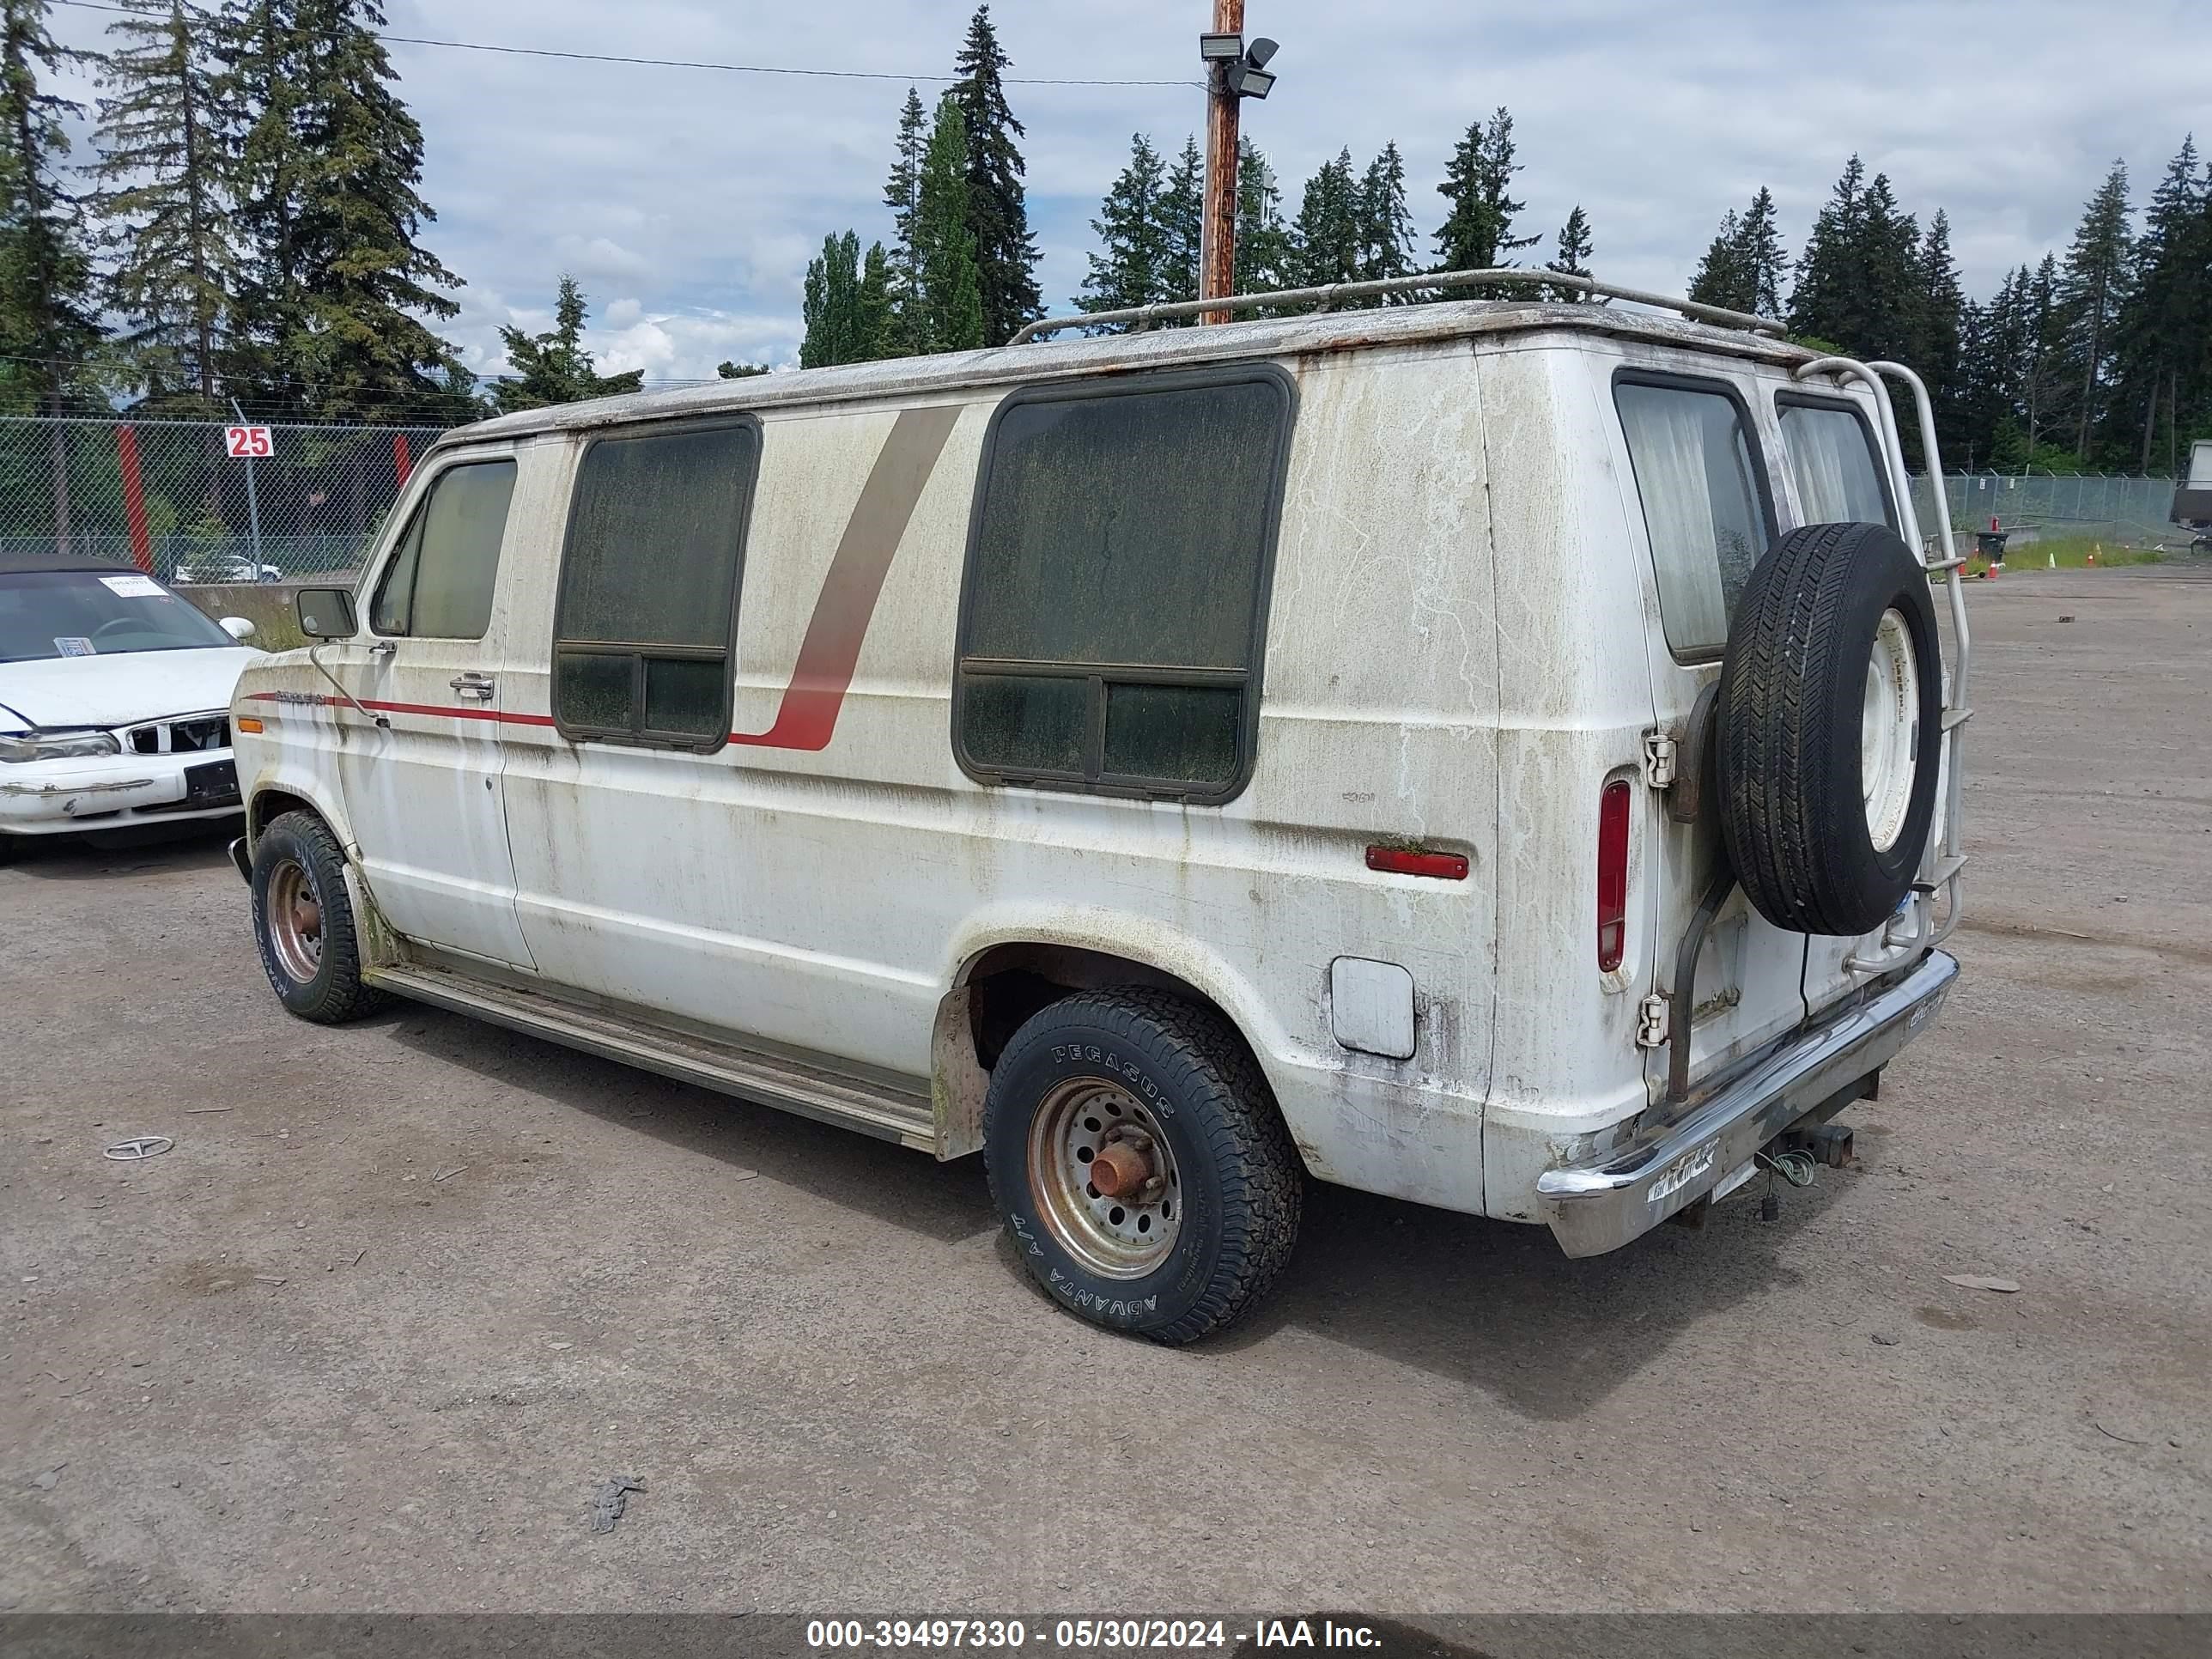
[3,566,2207,1614]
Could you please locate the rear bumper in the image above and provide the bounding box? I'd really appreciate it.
[1535,949,1959,1257]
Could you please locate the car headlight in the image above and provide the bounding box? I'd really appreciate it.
[0,729,123,763]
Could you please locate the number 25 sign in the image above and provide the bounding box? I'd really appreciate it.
[224,424,273,459]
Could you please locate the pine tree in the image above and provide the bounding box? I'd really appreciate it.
[1433,107,1537,284]
[855,240,894,361]
[1687,209,1749,312]
[880,86,927,352]
[717,359,770,379]
[913,94,982,353]
[1787,155,1868,345]
[2022,254,2067,454]
[2110,139,2207,471]
[219,0,465,421]
[1291,148,1359,290]
[1232,138,1291,297]
[491,275,643,413]
[88,0,236,408]
[1158,134,1202,307]
[1912,209,1966,440]
[1355,142,1417,296]
[1545,204,1593,300]
[2055,160,2134,458]
[950,6,1039,346]
[0,0,104,419]
[1788,159,1922,366]
[1737,186,1786,317]
[1078,132,1169,321]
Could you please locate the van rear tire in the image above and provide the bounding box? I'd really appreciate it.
[982,989,1303,1345]
[1717,521,1943,937]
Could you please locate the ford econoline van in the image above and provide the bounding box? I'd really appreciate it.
[231,276,1969,1343]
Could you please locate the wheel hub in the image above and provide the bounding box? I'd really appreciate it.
[1024,1079,1182,1279]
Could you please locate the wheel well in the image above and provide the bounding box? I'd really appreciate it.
[959,942,1237,1072]
[248,788,318,841]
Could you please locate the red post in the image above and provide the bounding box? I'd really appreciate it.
[393,432,413,489]
[116,423,154,574]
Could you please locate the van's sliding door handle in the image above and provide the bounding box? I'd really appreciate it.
[449,673,496,702]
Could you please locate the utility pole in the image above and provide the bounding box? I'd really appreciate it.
[1199,0,1244,325]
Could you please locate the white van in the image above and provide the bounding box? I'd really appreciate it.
[230,278,1969,1343]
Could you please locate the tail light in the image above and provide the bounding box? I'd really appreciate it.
[1596,778,1632,973]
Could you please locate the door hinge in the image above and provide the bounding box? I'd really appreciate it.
[1641,729,1679,789]
[1636,994,1670,1049]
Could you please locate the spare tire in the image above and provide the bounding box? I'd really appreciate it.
[1716,521,1942,937]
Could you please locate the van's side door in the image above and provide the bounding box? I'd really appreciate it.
[332,446,536,969]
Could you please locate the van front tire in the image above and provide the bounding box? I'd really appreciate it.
[983,989,1304,1346]
[250,811,384,1024]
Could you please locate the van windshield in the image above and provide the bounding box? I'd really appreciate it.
[0,568,237,664]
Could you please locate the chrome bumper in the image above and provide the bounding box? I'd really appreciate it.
[1536,950,1960,1258]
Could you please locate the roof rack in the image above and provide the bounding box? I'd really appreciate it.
[1009,268,1788,344]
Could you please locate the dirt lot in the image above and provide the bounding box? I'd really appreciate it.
[3,568,2208,1615]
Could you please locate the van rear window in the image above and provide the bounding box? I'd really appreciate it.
[954,370,1291,801]
[553,421,758,749]
[1615,379,1771,659]
[1779,401,1893,530]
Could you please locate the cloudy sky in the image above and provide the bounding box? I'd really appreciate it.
[47,0,2210,383]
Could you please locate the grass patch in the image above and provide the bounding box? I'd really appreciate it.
[1952,535,2166,578]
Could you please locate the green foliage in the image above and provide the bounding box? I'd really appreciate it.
[800,230,894,368]
[1432,107,1537,282]
[1356,143,1417,295]
[1158,134,1202,307]
[2111,137,2212,472]
[717,359,770,380]
[88,0,236,409]
[491,274,642,412]
[881,85,927,353]
[1078,132,1170,322]
[1688,187,1784,317]
[2055,161,2135,457]
[1232,139,1291,298]
[1545,204,1594,299]
[950,6,1038,346]
[0,0,106,416]
[914,94,982,353]
[1290,148,1358,289]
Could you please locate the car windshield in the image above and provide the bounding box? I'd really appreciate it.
[0,568,238,664]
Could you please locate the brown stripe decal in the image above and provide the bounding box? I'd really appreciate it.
[729,404,961,751]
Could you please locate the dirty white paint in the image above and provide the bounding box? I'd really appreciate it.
[228,301,1945,1232]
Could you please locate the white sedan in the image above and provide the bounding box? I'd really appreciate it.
[0,553,261,855]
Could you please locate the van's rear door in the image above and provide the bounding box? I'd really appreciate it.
[1607,366,1810,1095]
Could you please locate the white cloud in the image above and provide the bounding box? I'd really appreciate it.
[46,1,2209,380]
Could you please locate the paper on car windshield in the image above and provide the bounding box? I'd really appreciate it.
[54,636,95,657]
[99,574,164,598]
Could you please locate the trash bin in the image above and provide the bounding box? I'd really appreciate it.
[1976,530,2009,563]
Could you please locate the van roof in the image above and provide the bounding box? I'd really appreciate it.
[457,299,1819,448]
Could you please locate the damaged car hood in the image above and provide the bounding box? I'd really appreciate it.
[0,647,258,732]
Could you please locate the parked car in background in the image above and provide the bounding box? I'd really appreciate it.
[2175,439,2212,549]
[170,553,284,585]
[0,552,259,856]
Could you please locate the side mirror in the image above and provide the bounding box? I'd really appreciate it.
[219,616,257,641]
[295,586,359,641]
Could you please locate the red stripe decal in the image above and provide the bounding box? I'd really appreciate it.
[728,404,961,750]
[244,690,554,726]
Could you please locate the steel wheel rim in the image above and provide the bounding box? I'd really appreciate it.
[265,857,324,984]
[1025,1077,1182,1279]
[1862,606,1921,854]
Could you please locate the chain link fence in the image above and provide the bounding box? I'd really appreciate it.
[1909,471,2191,549]
[0,415,463,584]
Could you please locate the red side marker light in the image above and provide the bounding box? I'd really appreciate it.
[1596,778,1632,973]
[1365,846,1468,880]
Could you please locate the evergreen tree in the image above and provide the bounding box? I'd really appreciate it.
[1232,138,1291,297]
[1545,204,1594,300]
[880,86,927,352]
[799,230,893,368]
[1687,209,1749,312]
[950,6,1039,346]
[1789,158,1921,365]
[88,0,236,408]
[1433,107,1537,283]
[219,0,465,421]
[1911,209,1966,439]
[1158,133,1202,307]
[2055,160,2134,458]
[1355,142,1417,295]
[1787,155,1868,344]
[1078,132,1168,320]
[1290,148,1359,289]
[0,0,104,420]
[491,274,642,413]
[2022,254,2067,454]
[913,93,982,352]
[717,359,770,379]
[2110,139,2207,471]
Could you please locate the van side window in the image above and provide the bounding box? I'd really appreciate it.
[1779,401,1894,529]
[955,371,1291,801]
[553,421,758,750]
[1615,378,1771,659]
[369,459,516,640]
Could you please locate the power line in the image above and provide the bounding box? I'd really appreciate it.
[50,1,1200,88]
